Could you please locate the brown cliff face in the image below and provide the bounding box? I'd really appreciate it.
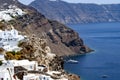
[0,1,86,80]
[0,0,91,56]
[13,10,91,56]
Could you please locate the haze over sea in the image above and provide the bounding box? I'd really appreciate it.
[64,22,120,80]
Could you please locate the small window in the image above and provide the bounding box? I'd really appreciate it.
[43,77,46,80]
[0,38,2,41]
[10,68,12,73]
[30,66,32,69]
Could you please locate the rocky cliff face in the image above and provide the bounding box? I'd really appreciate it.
[0,0,91,56]
[30,0,120,24]
[17,34,63,71]
[0,0,85,79]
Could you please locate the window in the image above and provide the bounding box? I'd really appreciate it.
[30,66,32,69]
[10,68,12,73]
[39,77,42,80]
[43,77,45,80]
[0,38,2,41]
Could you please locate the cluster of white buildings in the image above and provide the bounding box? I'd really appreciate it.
[0,59,53,80]
[0,28,69,80]
[0,25,68,80]
[0,28,66,80]
[0,5,25,21]
[0,54,68,80]
[0,28,25,51]
[23,74,52,80]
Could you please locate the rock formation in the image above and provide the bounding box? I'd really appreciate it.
[0,0,93,79]
[0,0,92,56]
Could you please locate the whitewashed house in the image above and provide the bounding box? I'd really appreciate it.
[23,74,40,80]
[0,60,38,80]
[0,5,25,21]
[0,54,5,61]
[8,60,38,71]
[0,28,25,51]
[23,74,53,80]
[0,61,15,80]
[39,75,52,80]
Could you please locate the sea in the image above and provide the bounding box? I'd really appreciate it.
[64,22,120,80]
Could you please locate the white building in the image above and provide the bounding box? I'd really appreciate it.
[0,60,38,80]
[0,28,25,51]
[23,74,53,80]
[23,74,39,80]
[0,5,25,21]
[0,54,5,61]
[0,61,15,80]
[8,60,38,71]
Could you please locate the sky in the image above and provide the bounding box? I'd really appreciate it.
[18,0,35,5]
[18,0,120,5]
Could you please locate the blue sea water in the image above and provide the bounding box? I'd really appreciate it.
[64,22,120,80]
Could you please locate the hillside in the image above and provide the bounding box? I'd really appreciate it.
[0,0,91,56]
[30,0,120,24]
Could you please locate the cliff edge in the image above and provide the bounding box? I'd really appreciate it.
[0,0,92,56]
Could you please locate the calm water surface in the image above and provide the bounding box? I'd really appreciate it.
[64,22,120,80]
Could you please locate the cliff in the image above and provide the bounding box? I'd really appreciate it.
[30,0,120,24]
[0,0,91,56]
[0,0,93,79]
[0,0,82,79]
